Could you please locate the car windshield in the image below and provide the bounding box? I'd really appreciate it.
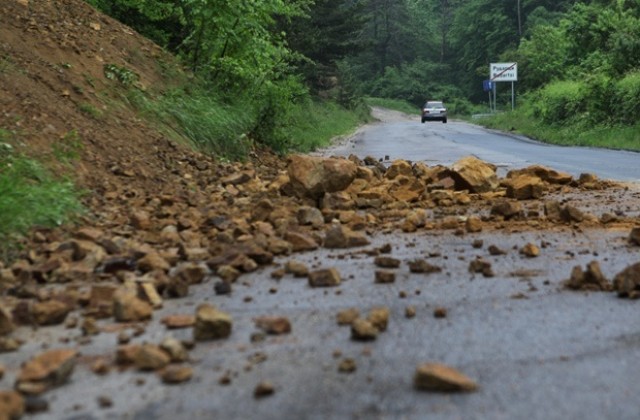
[425,101,444,108]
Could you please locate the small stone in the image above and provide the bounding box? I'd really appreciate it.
[254,316,291,335]
[160,337,189,362]
[407,259,442,274]
[375,270,396,284]
[629,227,640,246]
[374,256,401,268]
[405,306,416,318]
[160,365,193,384]
[161,314,195,329]
[491,200,523,219]
[214,281,232,295]
[133,344,170,371]
[468,258,494,277]
[520,243,540,258]
[254,381,275,398]
[97,395,113,409]
[284,260,309,277]
[16,348,78,395]
[308,268,341,287]
[338,358,357,373]
[91,358,110,375]
[414,363,478,392]
[465,216,483,233]
[24,395,49,414]
[112,291,152,322]
[613,262,640,298]
[488,245,507,256]
[0,337,21,353]
[31,300,71,326]
[116,345,141,365]
[433,307,448,318]
[0,391,25,419]
[336,308,360,325]
[565,261,611,292]
[0,306,15,336]
[351,319,378,341]
[561,205,585,223]
[367,307,390,332]
[217,265,241,283]
[81,317,100,336]
[193,304,232,341]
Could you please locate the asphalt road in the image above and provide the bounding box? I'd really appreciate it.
[325,108,640,182]
[4,111,640,419]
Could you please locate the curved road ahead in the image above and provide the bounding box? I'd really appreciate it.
[326,108,640,182]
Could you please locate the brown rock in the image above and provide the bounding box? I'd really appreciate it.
[323,224,370,249]
[161,314,195,329]
[414,363,478,392]
[520,243,540,258]
[336,308,360,325]
[491,200,523,219]
[91,358,110,375]
[433,307,448,318]
[561,205,585,223]
[408,259,442,274]
[81,317,100,336]
[286,155,357,199]
[308,268,341,287]
[468,258,494,277]
[338,358,357,373]
[138,282,163,309]
[160,365,193,384]
[116,344,141,365]
[254,316,291,335]
[488,244,507,256]
[254,381,275,398]
[134,344,170,371]
[0,337,20,353]
[16,349,78,395]
[506,175,544,200]
[137,252,170,273]
[284,260,309,277]
[375,270,396,284]
[629,227,640,246]
[351,319,378,341]
[113,291,153,322]
[374,256,401,268]
[465,216,483,233]
[160,337,188,363]
[217,265,241,283]
[385,160,413,180]
[508,165,572,185]
[0,391,25,419]
[193,304,232,341]
[296,206,324,228]
[222,170,254,186]
[368,307,390,332]
[405,306,417,318]
[450,156,498,193]
[566,261,611,292]
[544,200,563,222]
[613,262,640,298]
[284,231,319,252]
[130,210,151,230]
[0,306,15,336]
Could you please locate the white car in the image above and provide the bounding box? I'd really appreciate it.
[421,101,447,123]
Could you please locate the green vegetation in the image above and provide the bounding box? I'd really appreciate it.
[365,98,420,115]
[103,63,140,87]
[52,130,84,163]
[0,129,83,259]
[78,102,102,119]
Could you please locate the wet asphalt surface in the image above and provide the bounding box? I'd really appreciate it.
[3,112,640,419]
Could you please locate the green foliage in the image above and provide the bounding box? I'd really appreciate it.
[612,71,640,125]
[78,102,102,119]
[0,135,83,248]
[365,97,420,115]
[103,63,139,86]
[52,130,84,164]
[530,80,587,124]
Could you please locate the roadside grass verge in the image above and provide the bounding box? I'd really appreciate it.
[0,134,84,261]
[477,109,640,151]
[365,97,420,115]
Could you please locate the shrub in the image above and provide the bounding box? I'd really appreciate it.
[613,71,640,125]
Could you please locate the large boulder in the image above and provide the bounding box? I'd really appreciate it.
[507,165,572,185]
[286,155,357,199]
[450,156,498,193]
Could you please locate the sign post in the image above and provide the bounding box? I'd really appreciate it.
[490,62,518,111]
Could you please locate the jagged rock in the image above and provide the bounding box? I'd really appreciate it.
[284,260,309,277]
[193,304,232,341]
[508,165,572,185]
[414,363,478,392]
[468,258,494,277]
[134,344,170,371]
[385,160,413,180]
[629,227,640,246]
[284,231,318,252]
[0,391,25,419]
[216,265,240,283]
[506,175,544,200]
[222,170,254,186]
[161,314,195,329]
[336,308,360,325]
[491,200,523,220]
[565,261,611,291]
[171,262,207,285]
[351,319,378,341]
[116,344,142,365]
[308,268,341,287]
[254,381,275,398]
[0,306,15,336]
[130,210,151,230]
[296,206,324,228]
[113,290,153,322]
[338,358,357,373]
[374,256,401,268]
[137,282,163,309]
[561,205,585,223]
[15,349,78,395]
[375,271,396,284]
[367,307,390,332]
[286,155,357,199]
[613,262,640,298]
[137,252,170,273]
[544,201,563,222]
[160,337,189,362]
[465,216,483,233]
[323,224,370,249]
[450,156,498,193]
[254,316,291,335]
[407,259,442,274]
